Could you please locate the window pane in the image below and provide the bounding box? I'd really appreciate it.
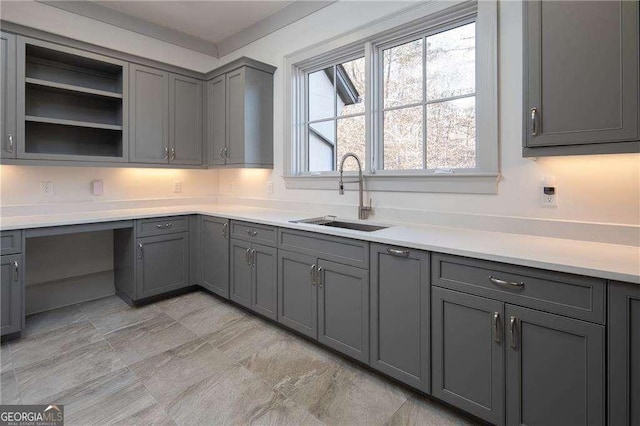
[426,97,475,169]
[337,57,366,116]
[337,115,365,172]
[426,23,475,101]
[383,39,423,108]
[309,120,335,172]
[383,106,424,170]
[308,67,335,122]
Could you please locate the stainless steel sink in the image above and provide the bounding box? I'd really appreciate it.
[291,216,389,232]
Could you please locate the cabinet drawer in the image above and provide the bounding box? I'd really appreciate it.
[230,221,277,246]
[136,216,189,237]
[432,253,605,324]
[279,229,368,269]
[1,231,22,255]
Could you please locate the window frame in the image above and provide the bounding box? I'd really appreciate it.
[283,0,499,193]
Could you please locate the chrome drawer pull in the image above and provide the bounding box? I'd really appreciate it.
[247,230,258,237]
[13,261,19,281]
[386,247,409,257]
[222,222,228,239]
[489,276,524,289]
[509,316,518,349]
[493,312,501,343]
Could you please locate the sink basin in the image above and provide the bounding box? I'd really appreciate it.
[291,216,389,232]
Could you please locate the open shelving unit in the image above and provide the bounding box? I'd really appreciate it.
[19,37,128,161]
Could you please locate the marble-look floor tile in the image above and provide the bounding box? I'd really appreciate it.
[157,291,221,321]
[129,339,235,407]
[206,315,291,362]
[10,321,103,370]
[24,305,88,338]
[249,396,324,426]
[77,295,130,320]
[45,367,174,426]
[104,313,198,365]
[176,298,247,337]
[385,394,479,426]
[15,340,126,404]
[90,303,162,335]
[1,369,21,404]
[165,364,284,425]
[1,343,13,374]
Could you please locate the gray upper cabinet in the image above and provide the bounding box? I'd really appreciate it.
[129,64,169,164]
[370,244,430,393]
[206,59,275,168]
[523,0,640,156]
[432,287,504,425]
[278,250,318,339]
[169,73,203,165]
[199,216,229,299]
[506,305,605,426]
[136,232,190,299]
[608,281,640,426]
[1,32,17,159]
[1,254,23,336]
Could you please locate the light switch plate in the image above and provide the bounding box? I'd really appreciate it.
[92,180,104,196]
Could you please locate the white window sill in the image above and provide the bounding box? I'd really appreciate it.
[283,173,500,194]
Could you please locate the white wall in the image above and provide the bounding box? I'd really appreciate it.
[214,0,640,227]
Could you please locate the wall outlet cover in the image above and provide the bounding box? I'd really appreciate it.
[173,181,182,193]
[91,180,104,196]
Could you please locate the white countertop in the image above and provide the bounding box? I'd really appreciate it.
[2,203,638,284]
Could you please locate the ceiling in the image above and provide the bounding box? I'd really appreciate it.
[93,1,294,45]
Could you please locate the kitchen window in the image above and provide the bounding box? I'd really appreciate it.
[284,0,498,193]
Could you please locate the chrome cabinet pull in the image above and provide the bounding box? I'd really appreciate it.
[219,147,225,161]
[245,248,251,265]
[387,247,409,257]
[509,316,518,349]
[7,134,14,153]
[247,229,258,237]
[138,243,144,259]
[166,223,172,228]
[251,249,256,267]
[531,107,538,136]
[310,264,317,286]
[12,261,19,281]
[170,147,176,160]
[223,147,228,159]
[164,146,169,160]
[155,222,172,229]
[222,222,228,239]
[493,312,501,343]
[317,267,324,288]
[489,276,524,289]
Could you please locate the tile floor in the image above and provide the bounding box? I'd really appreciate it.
[0,290,478,426]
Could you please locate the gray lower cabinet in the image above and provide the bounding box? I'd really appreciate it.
[1,254,23,336]
[370,244,430,393]
[432,287,504,425]
[199,216,229,298]
[136,232,190,299]
[230,238,277,320]
[278,250,317,338]
[506,305,605,426]
[523,0,639,156]
[1,32,16,159]
[608,281,640,426]
[169,73,203,165]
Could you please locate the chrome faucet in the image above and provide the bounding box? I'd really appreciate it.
[338,153,372,220]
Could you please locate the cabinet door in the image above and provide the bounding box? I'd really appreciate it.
[136,232,189,299]
[370,245,430,393]
[230,238,252,308]
[129,64,169,163]
[200,216,229,298]
[608,281,640,426]
[506,305,605,426]
[225,68,245,165]
[525,0,639,149]
[1,32,16,159]
[1,254,23,336]
[207,75,226,166]
[432,287,505,425]
[170,74,203,165]
[278,250,317,339]
[251,243,277,320]
[317,259,369,363]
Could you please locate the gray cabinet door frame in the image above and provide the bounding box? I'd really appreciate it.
[370,244,429,392]
[129,64,169,164]
[524,0,639,149]
[169,73,203,165]
[506,304,605,426]
[199,216,229,299]
[230,238,252,308]
[432,287,504,425]
[277,249,317,339]
[251,243,278,320]
[207,74,226,166]
[317,259,369,363]
[1,32,17,159]
[1,254,23,336]
[608,281,640,426]
[225,67,245,165]
[136,232,189,299]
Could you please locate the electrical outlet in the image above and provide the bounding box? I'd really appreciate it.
[41,181,54,197]
[267,181,273,194]
[541,192,557,207]
[173,181,182,193]
[541,176,557,208]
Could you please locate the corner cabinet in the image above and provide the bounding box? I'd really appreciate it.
[206,60,275,168]
[523,0,640,156]
[1,32,17,159]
